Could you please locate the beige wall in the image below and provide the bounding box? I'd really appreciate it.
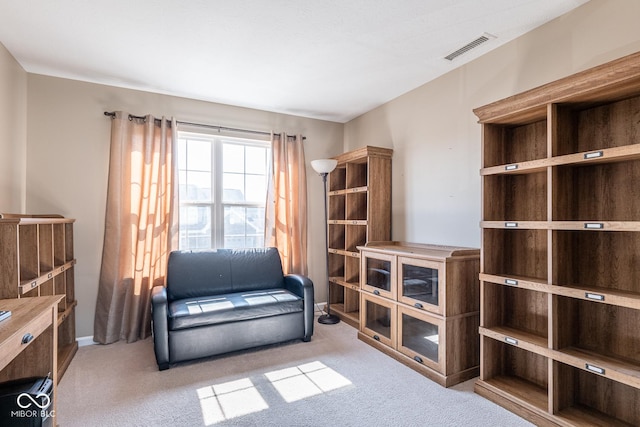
[0,42,27,212]
[344,0,640,248]
[6,0,640,340]
[25,76,343,337]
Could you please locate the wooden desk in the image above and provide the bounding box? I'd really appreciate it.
[0,296,63,421]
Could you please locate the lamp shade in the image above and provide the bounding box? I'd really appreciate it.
[311,159,338,174]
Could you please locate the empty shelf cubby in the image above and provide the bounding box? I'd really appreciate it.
[482,229,547,281]
[483,120,548,168]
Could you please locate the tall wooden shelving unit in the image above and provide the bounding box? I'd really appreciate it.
[326,146,392,327]
[475,52,640,426]
[0,214,78,382]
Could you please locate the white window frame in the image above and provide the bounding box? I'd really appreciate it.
[177,129,271,250]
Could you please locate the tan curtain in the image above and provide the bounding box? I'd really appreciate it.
[94,112,179,344]
[265,133,308,275]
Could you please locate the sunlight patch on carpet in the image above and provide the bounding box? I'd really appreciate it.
[265,361,352,403]
[197,361,351,424]
[197,378,268,425]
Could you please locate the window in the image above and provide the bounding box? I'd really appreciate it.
[177,131,271,250]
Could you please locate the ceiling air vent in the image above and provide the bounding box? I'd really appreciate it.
[445,33,495,61]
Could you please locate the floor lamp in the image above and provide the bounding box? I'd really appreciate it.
[311,158,340,325]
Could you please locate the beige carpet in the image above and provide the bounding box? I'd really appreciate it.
[57,318,532,426]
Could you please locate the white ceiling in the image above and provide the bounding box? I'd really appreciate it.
[0,0,589,123]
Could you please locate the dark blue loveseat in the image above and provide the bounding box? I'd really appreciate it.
[151,247,314,370]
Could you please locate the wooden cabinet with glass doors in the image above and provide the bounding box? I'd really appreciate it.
[475,51,640,426]
[325,146,392,327]
[357,241,480,387]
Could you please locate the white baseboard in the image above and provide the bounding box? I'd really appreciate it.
[77,335,97,347]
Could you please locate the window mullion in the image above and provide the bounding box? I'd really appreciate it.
[213,138,224,248]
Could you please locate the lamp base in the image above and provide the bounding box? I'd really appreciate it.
[318,313,341,324]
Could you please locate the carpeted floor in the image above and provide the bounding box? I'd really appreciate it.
[57,317,533,426]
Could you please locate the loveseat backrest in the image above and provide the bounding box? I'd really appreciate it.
[166,247,285,301]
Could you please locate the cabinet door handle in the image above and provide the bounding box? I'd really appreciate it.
[22,333,34,344]
[505,222,518,228]
[505,164,518,171]
[373,290,380,296]
[505,279,518,286]
[414,303,423,309]
[413,355,423,364]
[373,335,380,341]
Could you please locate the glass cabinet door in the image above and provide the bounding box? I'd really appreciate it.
[397,305,443,372]
[360,293,396,348]
[361,251,396,300]
[398,256,443,314]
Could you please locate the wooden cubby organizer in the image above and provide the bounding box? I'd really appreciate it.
[325,146,392,327]
[475,51,640,426]
[0,213,78,382]
[357,241,480,387]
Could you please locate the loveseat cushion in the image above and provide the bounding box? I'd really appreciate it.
[168,288,303,330]
[166,248,285,301]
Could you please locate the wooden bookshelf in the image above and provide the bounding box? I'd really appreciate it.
[325,146,392,327]
[0,214,78,382]
[475,51,640,426]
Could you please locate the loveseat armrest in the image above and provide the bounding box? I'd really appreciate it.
[284,274,314,341]
[151,285,170,370]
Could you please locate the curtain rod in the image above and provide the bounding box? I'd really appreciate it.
[103,112,305,140]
